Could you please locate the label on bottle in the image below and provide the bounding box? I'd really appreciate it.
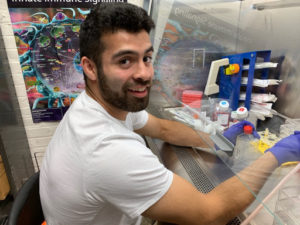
[217,112,230,126]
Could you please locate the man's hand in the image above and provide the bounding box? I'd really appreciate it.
[266,131,300,165]
[223,120,260,145]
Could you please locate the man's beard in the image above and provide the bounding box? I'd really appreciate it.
[97,69,151,112]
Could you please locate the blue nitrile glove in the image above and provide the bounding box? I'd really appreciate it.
[223,120,260,145]
[266,131,300,166]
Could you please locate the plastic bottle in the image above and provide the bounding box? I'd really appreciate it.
[236,106,248,120]
[214,100,231,128]
[233,125,259,162]
[230,106,258,128]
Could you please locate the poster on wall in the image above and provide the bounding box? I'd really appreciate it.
[7,0,126,123]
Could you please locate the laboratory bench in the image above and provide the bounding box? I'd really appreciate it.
[145,88,300,225]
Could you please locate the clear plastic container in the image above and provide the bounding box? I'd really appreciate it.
[241,163,300,225]
[272,165,300,225]
[233,125,261,165]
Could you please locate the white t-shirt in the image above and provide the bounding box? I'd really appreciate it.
[40,91,173,225]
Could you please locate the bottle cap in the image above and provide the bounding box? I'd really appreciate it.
[243,125,253,134]
[231,111,238,119]
[237,106,248,119]
[219,100,229,111]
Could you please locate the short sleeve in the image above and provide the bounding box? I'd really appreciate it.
[129,110,149,130]
[84,134,173,219]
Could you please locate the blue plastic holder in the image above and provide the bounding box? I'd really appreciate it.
[219,50,271,110]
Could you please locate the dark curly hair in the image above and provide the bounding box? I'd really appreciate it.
[79,2,155,81]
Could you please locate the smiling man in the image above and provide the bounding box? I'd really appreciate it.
[39,2,300,225]
[89,30,154,115]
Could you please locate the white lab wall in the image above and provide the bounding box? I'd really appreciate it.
[128,0,143,6]
[236,1,300,55]
[0,0,143,171]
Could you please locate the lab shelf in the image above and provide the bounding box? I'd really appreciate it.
[219,50,276,111]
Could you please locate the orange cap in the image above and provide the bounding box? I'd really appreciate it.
[243,125,253,134]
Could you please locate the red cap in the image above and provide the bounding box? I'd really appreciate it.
[243,125,253,134]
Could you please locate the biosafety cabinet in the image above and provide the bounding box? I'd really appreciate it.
[149,0,300,224]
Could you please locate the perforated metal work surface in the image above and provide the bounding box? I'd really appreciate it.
[147,95,242,225]
[175,149,214,193]
[174,149,241,225]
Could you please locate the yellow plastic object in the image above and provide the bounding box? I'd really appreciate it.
[251,139,271,154]
[251,128,273,154]
[251,129,298,166]
[225,64,240,75]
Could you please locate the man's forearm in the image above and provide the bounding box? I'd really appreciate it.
[236,151,278,192]
[207,152,278,224]
[159,119,213,148]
